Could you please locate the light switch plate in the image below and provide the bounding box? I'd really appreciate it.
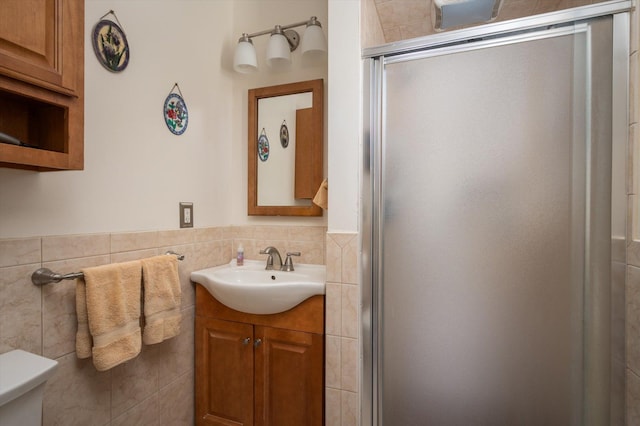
[180,202,193,228]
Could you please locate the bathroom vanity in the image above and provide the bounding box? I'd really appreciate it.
[195,284,324,426]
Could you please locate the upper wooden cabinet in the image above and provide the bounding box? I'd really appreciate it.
[0,0,82,96]
[0,0,84,171]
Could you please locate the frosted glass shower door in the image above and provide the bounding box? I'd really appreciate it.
[377,22,613,426]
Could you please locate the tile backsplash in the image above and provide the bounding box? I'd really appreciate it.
[0,225,330,426]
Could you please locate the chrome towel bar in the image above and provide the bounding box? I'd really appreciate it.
[31,251,185,286]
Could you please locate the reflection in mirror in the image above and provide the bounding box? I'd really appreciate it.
[257,92,312,206]
[248,79,323,216]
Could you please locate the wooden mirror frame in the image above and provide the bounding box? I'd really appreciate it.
[248,79,324,216]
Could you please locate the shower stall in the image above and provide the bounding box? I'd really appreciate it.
[362,2,630,425]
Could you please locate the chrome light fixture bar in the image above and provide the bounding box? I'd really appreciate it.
[233,16,327,73]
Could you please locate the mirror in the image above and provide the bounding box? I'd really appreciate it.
[248,79,324,216]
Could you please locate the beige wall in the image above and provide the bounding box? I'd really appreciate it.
[370,0,609,44]
[361,0,385,51]
[0,228,228,425]
[0,225,327,425]
[0,0,330,239]
[0,0,353,425]
[0,0,347,425]
[0,1,235,238]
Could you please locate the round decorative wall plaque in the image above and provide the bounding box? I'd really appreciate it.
[92,11,130,72]
[258,129,270,162]
[163,83,189,135]
[280,120,289,148]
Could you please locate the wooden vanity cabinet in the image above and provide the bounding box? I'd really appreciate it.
[0,0,84,170]
[195,285,324,426]
[197,317,254,426]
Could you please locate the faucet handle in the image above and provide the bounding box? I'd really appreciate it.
[282,252,301,271]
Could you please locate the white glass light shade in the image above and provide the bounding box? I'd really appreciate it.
[266,33,291,69]
[233,39,257,74]
[300,23,327,60]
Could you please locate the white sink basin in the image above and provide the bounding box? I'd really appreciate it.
[191,260,326,315]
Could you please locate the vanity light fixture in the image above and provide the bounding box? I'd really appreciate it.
[233,16,327,73]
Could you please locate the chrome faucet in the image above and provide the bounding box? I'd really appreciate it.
[259,246,282,270]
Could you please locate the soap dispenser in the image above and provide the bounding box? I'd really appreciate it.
[236,244,244,266]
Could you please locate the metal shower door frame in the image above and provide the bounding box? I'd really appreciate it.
[361,2,631,425]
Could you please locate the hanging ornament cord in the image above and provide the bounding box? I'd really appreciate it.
[99,10,125,27]
[260,128,267,139]
[281,120,287,126]
[170,82,184,98]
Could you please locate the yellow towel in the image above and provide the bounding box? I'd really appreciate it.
[75,279,92,359]
[312,179,328,209]
[76,261,142,371]
[141,255,182,345]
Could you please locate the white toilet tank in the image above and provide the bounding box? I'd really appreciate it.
[0,349,58,426]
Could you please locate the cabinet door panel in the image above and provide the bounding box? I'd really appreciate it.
[0,0,81,95]
[196,317,254,426]
[255,326,323,426]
